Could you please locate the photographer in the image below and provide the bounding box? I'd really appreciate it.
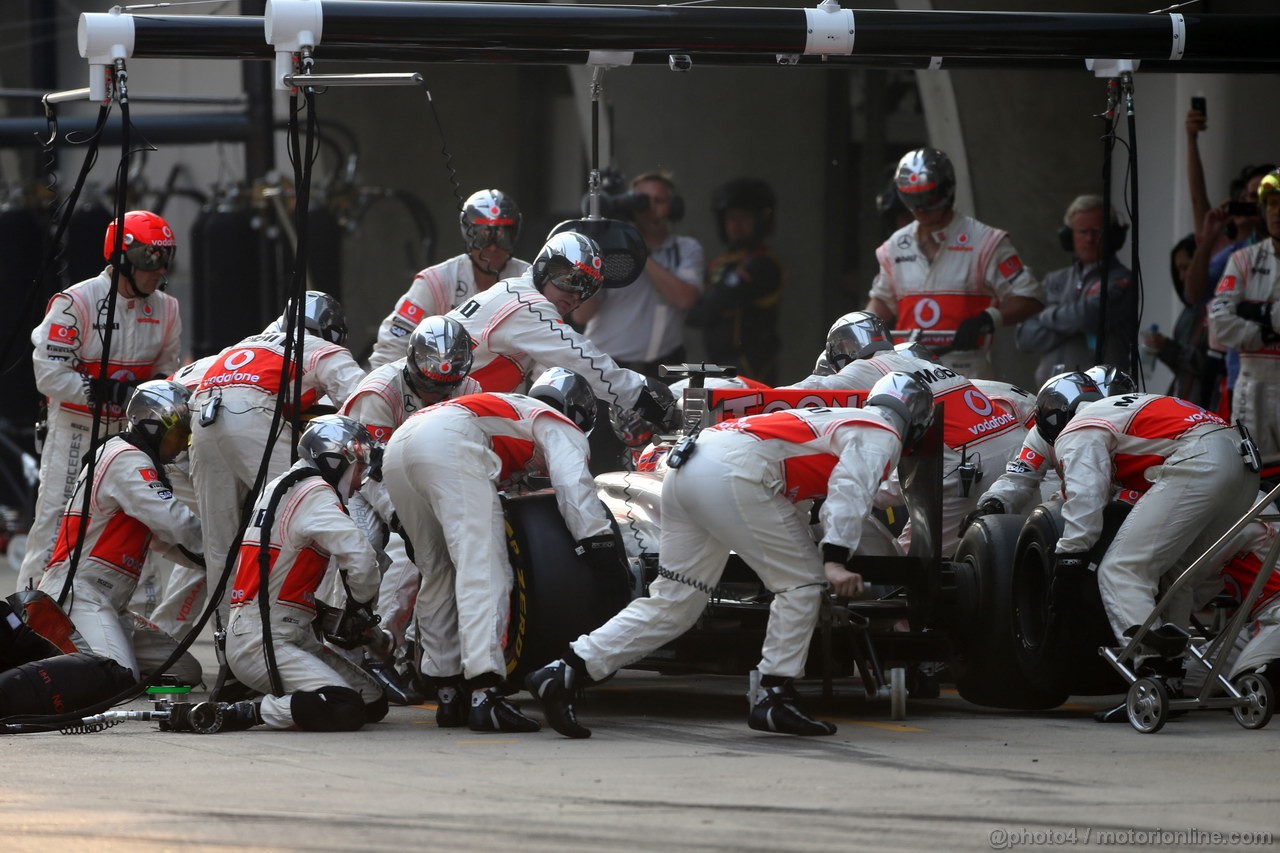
[572,170,705,378]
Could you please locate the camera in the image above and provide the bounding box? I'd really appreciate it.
[581,166,651,220]
[1227,200,1258,217]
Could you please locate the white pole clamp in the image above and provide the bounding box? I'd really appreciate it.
[78,10,135,102]
[265,0,325,90]
[804,0,855,56]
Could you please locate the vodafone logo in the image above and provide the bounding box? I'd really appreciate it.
[224,349,255,370]
[912,298,941,329]
[50,324,77,342]
[964,388,994,417]
[110,368,137,382]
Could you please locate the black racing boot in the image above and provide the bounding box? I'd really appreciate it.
[747,674,836,736]
[1123,624,1190,659]
[525,659,591,739]
[364,656,425,706]
[434,677,466,729]
[468,687,541,733]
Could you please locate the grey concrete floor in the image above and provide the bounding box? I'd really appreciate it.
[4,568,1279,852]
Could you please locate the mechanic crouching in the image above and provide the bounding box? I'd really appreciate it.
[37,380,204,685]
[194,416,389,733]
[382,368,615,733]
[525,372,936,739]
[1040,373,1259,673]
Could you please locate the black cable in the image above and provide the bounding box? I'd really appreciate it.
[1124,75,1144,389]
[0,104,111,380]
[58,67,134,610]
[419,85,464,214]
[1096,79,1117,369]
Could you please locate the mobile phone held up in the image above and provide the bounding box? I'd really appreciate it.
[1191,95,1206,117]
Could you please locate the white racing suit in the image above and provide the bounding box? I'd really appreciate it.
[368,253,530,368]
[1207,241,1280,456]
[340,362,481,647]
[20,270,182,589]
[786,351,1026,552]
[147,355,221,639]
[1218,521,1280,679]
[226,467,384,730]
[186,332,365,617]
[446,271,646,408]
[37,436,203,682]
[868,215,1042,379]
[382,394,611,682]
[1055,394,1259,640]
[570,407,904,682]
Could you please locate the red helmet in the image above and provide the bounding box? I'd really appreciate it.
[103,210,176,272]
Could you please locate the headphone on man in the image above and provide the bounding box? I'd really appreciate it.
[1057,198,1128,254]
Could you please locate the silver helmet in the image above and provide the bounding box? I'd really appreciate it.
[894,147,956,212]
[298,414,375,491]
[825,311,894,370]
[528,367,597,434]
[404,316,474,403]
[1034,371,1104,445]
[126,380,192,455]
[610,377,679,448]
[866,371,936,449]
[460,189,521,253]
[281,291,348,346]
[1083,364,1136,398]
[531,232,604,303]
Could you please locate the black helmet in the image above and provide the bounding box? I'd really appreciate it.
[866,372,935,449]
[281,291,347,346]
[528,367,597,433]
[610,377,680,448]
[126,380,192,457]
[1083,364,1136,398]
[460,189,521,254]
[1034,371,1103,445]
[711,177,776,247]
[895,147,956,212]
[531,232,604,304]
[825,311,894,370]
[404,316,474,403]
[298,414,375,494]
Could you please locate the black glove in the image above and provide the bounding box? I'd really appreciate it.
[389,512,416,564]
[326,598,379,650]
[951,309,996,352]
[575,534,620,572]
[633,384,678,432]
[821,543,853,565]
[1050,551,1091,616]
[1236,300,1274,324]
[87,376,135,407]
[958,498,1005,539]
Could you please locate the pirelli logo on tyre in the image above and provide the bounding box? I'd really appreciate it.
[504,519,529,675]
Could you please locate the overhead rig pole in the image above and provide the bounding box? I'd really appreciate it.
[78,5,1280,74]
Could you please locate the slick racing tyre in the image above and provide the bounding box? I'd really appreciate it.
[949,514,1068,710]
[503,492,630,681]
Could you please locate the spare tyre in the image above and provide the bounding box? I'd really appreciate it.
[949,514,1069,710]
[503,492,631,681]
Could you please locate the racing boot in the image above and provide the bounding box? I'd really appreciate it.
[747,674,836,736]
[189,700,263,733]
[434,676,466,729]
[1123,623,1190,660]
[364,656,425,706]
[525,658,591,739]
[468,686,541,733]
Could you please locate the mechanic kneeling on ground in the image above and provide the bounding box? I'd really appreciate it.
[525,372,936,739]
[37,380,204,685]
[189,415,389,733]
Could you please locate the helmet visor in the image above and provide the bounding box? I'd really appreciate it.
[125,242,174,272]
[466,222,519,253]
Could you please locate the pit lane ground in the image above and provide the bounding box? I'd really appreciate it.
[4,609,1279,853]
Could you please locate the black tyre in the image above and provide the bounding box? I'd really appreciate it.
[950,514,1069,710]
[503,492,631,681]
[1017,504,1125,696]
